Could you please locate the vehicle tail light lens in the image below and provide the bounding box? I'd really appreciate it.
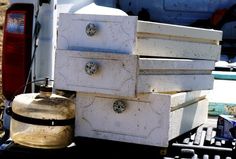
[2,4,34,100]
[6,13,25,34]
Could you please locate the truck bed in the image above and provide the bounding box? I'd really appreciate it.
[0,117,235,159]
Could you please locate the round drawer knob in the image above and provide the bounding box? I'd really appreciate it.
[113,100,126,114]
[85,62,99,75]
[86,23,97,36]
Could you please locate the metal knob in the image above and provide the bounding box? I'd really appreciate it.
[113,100,126,113]
[85,62,99,75]
[86,23,97,36]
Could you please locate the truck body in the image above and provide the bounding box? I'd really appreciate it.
[0,0,236,158]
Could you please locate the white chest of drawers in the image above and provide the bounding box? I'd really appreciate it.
[54,12,222,147]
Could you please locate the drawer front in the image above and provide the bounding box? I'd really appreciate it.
[75,93,208,147]
[75,93,170,147]
[54,50,138,97]
[58,13,137,54]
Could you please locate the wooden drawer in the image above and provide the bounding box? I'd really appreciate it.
[54,50,138,97]
[55,50,215,97]
[58,13,137,54]
[57,13,222,60]
[75,91,208,147]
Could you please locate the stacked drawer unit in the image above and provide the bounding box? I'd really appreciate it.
[54,13,222,147]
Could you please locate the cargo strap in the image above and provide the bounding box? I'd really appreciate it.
[7,107,75,126]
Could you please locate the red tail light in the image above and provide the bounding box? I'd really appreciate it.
[2,4,34,100]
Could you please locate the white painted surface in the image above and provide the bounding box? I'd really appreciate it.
[169,99,208,140]
[58,14,137,54]
[75,92,208,147]
[35,1,57,85]
[139,58,215,71]
[136,38,221,61]
[169,91,208,108]
[138,75,214,93]
[137,21,222,41]
[54,50,138,97]
[75,3,127,15]
[56,0,116,15]
[55,50,214,95]
[57,13,221,60]
[56,0,93,15]
[136,21,222,60]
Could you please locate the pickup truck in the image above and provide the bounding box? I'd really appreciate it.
[0,0,236,158]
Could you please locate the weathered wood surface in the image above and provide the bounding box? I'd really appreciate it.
[54,50,138,97]
[75,92,208,147]
[58,14,137,54]
[55,50,214,96]
[136,21,222,61]
[58,14,222,60]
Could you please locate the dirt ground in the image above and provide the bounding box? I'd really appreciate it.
[0,0,8,52]
[0,0,8,134]
[0,0,8,100]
